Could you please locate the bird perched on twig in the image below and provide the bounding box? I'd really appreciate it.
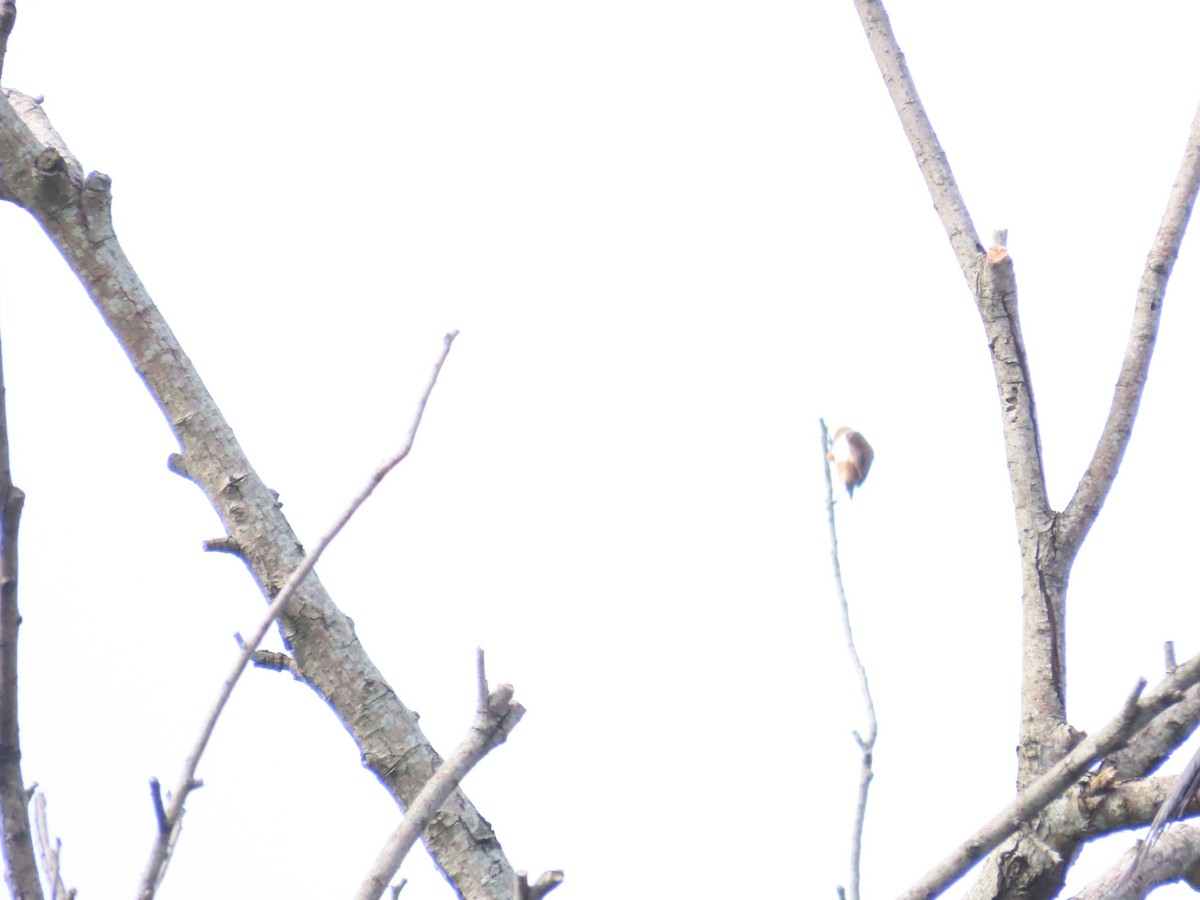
[828,427,874,498]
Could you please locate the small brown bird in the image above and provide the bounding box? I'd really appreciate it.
[827,427,874,498]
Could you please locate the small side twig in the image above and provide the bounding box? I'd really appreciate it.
[819,418,877,900]
[32,794,72,900]
[148,779,168,835]
[136,331,459,900]
[515,869,565,900]
[353,648,526,900]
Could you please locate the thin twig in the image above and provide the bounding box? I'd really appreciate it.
[136,331,460,900]
[354,649,525,900]
[819,418,876,900]
[32,794,70,900]
[0,298,41,900]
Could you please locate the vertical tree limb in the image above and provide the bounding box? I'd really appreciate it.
[0,317,40,899]
[819,419,876,900]
[851,0,1063,789]
[0,0,13,84]
[851,0,1200,895]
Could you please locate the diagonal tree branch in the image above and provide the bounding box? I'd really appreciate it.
[1075,823,1200,900]
[898,652,1200,899]
[0,88,513,898]
[139,333,459,900]
[355,649,525,900]
[1058,97,1200,555]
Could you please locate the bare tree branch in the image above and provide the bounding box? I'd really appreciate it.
[1118,736,1200,891]
[0,289,40,900]
[0,0,13,85]
[138,332,459,900]
[819,419,876,900]
[0,87,514,897]
[1076,824,1200,900]
[355,649,526,900]
[1058,96,1200,555]
[900,647,1200,899]
[898,680,1147,900]
[1109,679,1200,781]
[849,0,1069,786]
[32,794,72,900]
[849,0,981,271]
[515,870,565,900]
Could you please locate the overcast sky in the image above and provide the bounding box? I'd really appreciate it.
[2,2,1200,898]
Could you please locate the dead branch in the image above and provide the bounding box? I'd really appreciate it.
[1076,823,1200,899]
[0,85,513,897]
[0,290,40,899]
[819,418,876,900]
[898,680,1147,900]
[515,870,564,900]
[0,0,13,84]
[137,333,458,899]
[900,645,1200,899]
[849,0,1069,788]
[32,794,72,900]
[354,649,527,900]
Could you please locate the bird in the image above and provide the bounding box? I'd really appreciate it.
[828,427,874,498]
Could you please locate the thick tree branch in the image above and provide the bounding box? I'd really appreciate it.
[903,650,1200,899]
[899,681,1148,900]
[849,0,981,273]
[355,650,526,900]
[851,0,1064,789]
[138,333,458,900]
[1058,97,1200,555]
[0,0,13,85]
[1076,824,1200,899]
[0,90,514,898]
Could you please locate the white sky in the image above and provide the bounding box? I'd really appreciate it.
[2,2,1200,898]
